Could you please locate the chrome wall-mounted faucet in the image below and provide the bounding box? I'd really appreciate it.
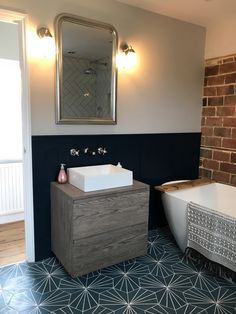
[70,148,80,156]
[84,147,96,156]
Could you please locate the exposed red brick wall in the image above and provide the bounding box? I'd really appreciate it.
[199,54,236,186]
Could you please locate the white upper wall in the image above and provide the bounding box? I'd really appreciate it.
[0,0,206,135]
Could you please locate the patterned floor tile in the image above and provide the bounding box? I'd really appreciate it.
[0,227,235,313]
[99,288,157,313]
[172,259,220,292]
[101,262,149,293]
[184,286,236,313]
[137,250,181,278]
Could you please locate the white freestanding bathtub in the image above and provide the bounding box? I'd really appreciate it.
[162,181,236,252]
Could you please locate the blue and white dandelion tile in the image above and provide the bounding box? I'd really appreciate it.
[140,273,192,310]
[172,260,219,292]
[65,274,113,312]
[0,262,28,285]
[69,289,99,312]
[53,305,111,314]
[24,261,68,293]
[41,257,60,267]
[99,288,157,313]
[59,274,113,294]
[26,259,67,279]
[175,304,208,314]
[212,275,236,290]
[0,306,18,314]
[162,242,183,256]
[53,305,80,314]
[145,302,176,314]
[147,237,165,256]
[0,290,15,314]
[184,286,236,314]
[8,289,70,313]
[8,290,42,312]
[102,262,149,293]
[137,250,178,278]
[83,305,114,314]
[2,275,35,293]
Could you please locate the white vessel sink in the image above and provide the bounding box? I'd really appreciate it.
[68,164,133,192]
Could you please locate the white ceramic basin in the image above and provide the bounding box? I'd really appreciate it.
[68,164,133,192]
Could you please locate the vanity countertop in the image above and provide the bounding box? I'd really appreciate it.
[51,179,149,200]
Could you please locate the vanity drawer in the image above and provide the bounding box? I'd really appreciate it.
[71,223,147,277]
[72,191,149,240]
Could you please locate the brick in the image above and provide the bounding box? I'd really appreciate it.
[201,117,206,126]
[205,117,222,126]
[205,65,219,76]
[223,57,234,63]
[231,152,236,163]
[225,73,236,84]
[212,171,230,183]
[202,107,215,116]
[220,162,236,174]
[204,87,217,96]
[217,85,234,96]
[202,98,207,106]
[203,159,219,170]
[200,148,213,159]
[222,138,236,149]
[201,136,205,146]
[214,127,231,137]
[204,136,221,148]
[201,126,213,136]
[199,158,203,167]
[231,175,236,186]
[224,95,236,105]
[219,61,236,74]
[217,106,235,116]
[232,128,236,137]
[204,78,207,86]
[207,75,225,86]
[199,167,212,179]
[223,117,236,127]
[208,97,223,106]
[213,150,230,162]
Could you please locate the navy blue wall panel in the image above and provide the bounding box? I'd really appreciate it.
[32,133,201,261]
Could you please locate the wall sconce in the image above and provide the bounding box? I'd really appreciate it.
[37,27,54,58]
[116,43,136,70]
[37,27,52,39]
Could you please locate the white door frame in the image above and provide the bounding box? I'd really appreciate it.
[0,8,35,262]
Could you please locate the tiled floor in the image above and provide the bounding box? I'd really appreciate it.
[0,227,235,313]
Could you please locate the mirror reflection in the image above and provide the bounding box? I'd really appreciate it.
[55,14,118,124]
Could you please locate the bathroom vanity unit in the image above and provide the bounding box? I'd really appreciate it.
[51,180,149,277]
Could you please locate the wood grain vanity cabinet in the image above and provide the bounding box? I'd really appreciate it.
[51,180,149,277]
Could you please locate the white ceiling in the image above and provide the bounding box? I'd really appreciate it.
[115,0,236,27]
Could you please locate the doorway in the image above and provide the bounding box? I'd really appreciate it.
[0,9,34,264]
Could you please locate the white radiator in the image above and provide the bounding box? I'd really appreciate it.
[0,162,23,216]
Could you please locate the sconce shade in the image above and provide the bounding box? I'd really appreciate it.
[36,26,54,58]
[117,43,136,70]
[37,27,52,39]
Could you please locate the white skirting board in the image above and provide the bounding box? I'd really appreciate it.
[0,211,24,224]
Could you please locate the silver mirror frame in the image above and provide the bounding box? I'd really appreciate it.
[54,13,118,124]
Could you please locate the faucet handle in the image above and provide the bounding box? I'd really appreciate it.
[97,147,107,155]
[70,148,80,156]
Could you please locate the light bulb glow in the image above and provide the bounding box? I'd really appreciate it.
[116,46,137,70]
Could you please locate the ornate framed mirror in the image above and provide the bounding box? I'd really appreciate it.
[55,14,118,124]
